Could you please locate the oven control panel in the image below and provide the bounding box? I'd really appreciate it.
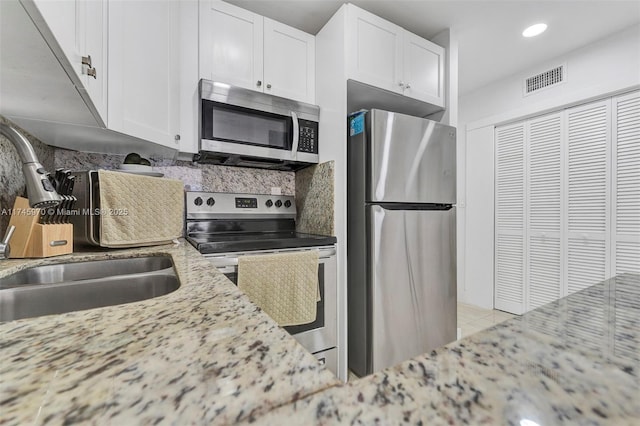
[186,192,296,219]
[235,197,258,209]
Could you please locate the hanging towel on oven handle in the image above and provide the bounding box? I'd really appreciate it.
[237,250,320,327]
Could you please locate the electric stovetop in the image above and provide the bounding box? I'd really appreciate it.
[185,191,336,254]
[187,231,336,254]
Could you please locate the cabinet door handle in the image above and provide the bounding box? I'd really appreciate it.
[82,55,92,67]
[405,83,411,89]
[256,80,262,87]
[266,83,272,89]
[398,81,405,88]
[174,134,181,144]
[87,68,97,79]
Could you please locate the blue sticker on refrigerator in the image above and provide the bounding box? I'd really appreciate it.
[350,113,364,136]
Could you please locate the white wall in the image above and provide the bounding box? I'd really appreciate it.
[458,24,640,309]
[460,125,494,308]
[461,24,640,128]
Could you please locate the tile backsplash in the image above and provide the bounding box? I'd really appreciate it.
[295,161,335,236]
[54,149,295,195]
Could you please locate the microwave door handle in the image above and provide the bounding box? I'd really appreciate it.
[291,111,299,159]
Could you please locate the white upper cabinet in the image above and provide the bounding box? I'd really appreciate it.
[346,5,444,107]
[108,0,181,149]
[402,31,444,106]
[263,17,315,103]
[200,1,263,91]
[347,6,402,95]
[32,0,107,121]
[200,1,315,104]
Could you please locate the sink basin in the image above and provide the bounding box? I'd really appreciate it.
[0,256,174,289]
[0,256,180,322]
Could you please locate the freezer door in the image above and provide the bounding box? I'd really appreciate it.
[368,110,456,204]
[369,204,457,373]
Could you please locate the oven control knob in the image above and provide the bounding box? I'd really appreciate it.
[194,197,203,206]
[275,200,283,208]
[206,197,215,206]
[265,199,273,207]
[284,200,292,208]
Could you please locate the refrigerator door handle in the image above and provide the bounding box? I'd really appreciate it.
[371,202,453,211]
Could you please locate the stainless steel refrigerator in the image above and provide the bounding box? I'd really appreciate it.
[347,109,457,376]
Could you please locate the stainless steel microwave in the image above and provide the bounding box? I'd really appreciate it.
[196,79,320,171]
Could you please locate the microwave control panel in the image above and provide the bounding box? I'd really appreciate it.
[297,119,319,154]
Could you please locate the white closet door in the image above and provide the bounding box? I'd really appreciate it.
[527,113,562,309]
[612,91,640,275]
[495,123,526,314]
[566,99,611,294]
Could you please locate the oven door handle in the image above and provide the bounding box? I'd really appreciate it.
[216,265,237,274]
[209,247,336,268]
[291,111,299,159]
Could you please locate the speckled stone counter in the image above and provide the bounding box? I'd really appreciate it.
[3,245,638,425]
[250,274,640,425]
[0,241,339,424]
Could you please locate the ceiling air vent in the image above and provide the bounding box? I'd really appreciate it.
[524,65,565,96]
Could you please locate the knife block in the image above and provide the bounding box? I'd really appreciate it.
[7,197,73,258]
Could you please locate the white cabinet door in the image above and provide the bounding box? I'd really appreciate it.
[33,0,82,79]
[108,0,180,148]
[566,99,611,294]
[200,0,263,91]
[263,17,315,103]
[33,0,107,121]
[612,91,640,275]
[495,123,526,314]
[347,5,402,95]
[402,31,444,107]
[80,0,107,120]
[526,113,563,310]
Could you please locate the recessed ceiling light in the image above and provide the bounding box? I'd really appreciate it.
[522,23,547,38]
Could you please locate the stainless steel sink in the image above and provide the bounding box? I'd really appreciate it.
[0,256,174,289]
[0,256,179,322]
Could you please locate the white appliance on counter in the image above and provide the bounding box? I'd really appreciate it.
[184,192,341,379]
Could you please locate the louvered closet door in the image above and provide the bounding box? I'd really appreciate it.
[566,99,611,295]
[612,91,640,275]
[526,113,562,310]
[495,123,526,314]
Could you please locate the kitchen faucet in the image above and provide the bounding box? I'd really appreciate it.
[0,122,63,259]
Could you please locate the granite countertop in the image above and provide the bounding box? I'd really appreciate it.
[2,242,638,425]
[0,240,340,424]
[249,274,640,425]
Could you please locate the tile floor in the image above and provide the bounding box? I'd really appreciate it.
[457,303,516,339]
[347,303,517,381]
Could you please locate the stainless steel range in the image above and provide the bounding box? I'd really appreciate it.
[185,192,339,376]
